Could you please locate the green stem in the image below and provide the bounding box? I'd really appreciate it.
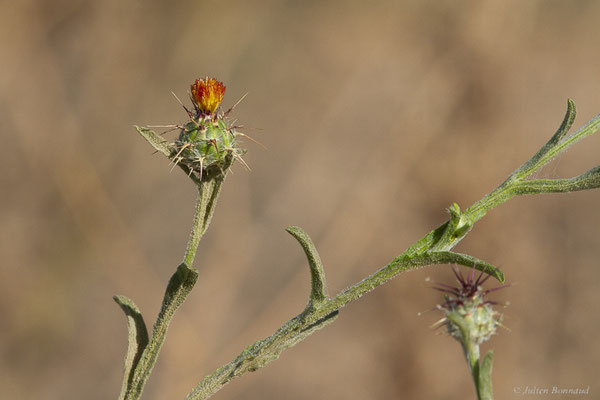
[464,341,482,399]
[445,311,490,399]
[119,178,224,400]
[127,264,198,400]
[186,251,497,400]
[184,178,224,266]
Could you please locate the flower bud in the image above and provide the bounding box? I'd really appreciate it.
[444,295,501,345]
[173,77,245,182]
[435,265,505,346]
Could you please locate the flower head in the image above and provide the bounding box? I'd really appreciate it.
[434,265,507,345]
[190,77,226,115]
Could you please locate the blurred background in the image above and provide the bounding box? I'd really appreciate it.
[2,1,600,399]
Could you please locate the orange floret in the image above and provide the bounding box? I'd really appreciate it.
[191,77,226,114]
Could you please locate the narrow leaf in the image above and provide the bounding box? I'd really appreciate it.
[514,100,578,179]
[286,226,328,305]
[521,109,600,179]
[128,263,199,399]
[420,251,504,283]
[570,164,600,190]
[159,263,199,321]
[512,164,600,195]
[113,295,149,400]
[548,98,577,145]
[134,125,203,185]
[134,126,175,157]
[479,350,495,400]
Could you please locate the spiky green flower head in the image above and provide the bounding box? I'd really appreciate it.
[435,266,506,346]
[173,77,245,182]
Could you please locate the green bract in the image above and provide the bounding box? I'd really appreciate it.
[445,297,501,345]
[174,117,244,182]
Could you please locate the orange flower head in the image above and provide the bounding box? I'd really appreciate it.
[190,77,226,114]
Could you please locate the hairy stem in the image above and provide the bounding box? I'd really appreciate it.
[118,178,224,400]
[184,179,224,266]
[464,341,482,399]
[126,264,198,400]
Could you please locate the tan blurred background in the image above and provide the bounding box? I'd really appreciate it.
[2,1,600,399]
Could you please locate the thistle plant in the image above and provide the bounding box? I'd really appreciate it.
[115,78,600,400]
[433,266,507,400]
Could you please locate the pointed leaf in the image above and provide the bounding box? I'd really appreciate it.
[548,98,576,145]
[286,226,328,305]
[418,251,504,283]
[113,295,149,400]
[134,126,175,157]
[479,350,494,400]
[512,164,600,195]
